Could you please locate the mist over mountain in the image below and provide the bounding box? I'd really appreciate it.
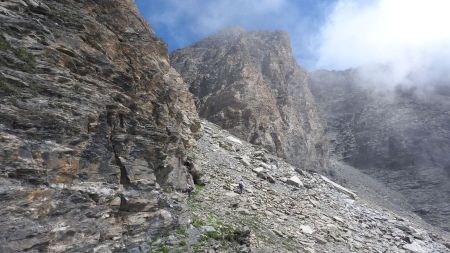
[309,68,450,232]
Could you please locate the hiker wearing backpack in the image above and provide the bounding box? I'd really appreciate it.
[186,184,194,198]
[239,180,245,194]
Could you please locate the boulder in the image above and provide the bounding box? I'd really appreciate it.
[119,197,159,212]
[265,174,276,183]
[320,175,357,199]
[260,162,271,170]
[300,225,314,234]
[201,225,217,233]
[227,136,243,145]
[240,156,251,167]
[253,167,265,174]
[402,240,427,253]
[286,176,303,188]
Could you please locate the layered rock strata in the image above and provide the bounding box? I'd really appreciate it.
[0,0,200,251]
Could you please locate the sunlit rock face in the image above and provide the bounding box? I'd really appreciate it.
[171,28,328,172]
[0,0,200,251]
[310,69,450,232]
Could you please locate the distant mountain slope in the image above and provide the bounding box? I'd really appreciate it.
[171,28,328,172]
[310,69,450,232]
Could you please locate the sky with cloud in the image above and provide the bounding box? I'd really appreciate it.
[136,0,336,68]
[137,0,450,84]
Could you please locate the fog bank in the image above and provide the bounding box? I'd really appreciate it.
[315,0,450,86]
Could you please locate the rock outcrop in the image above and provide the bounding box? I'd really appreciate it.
[0,0,200,251]
[310,69,450,232]
[171,28,328,172]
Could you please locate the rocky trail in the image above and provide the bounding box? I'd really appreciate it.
[148,120,450,253]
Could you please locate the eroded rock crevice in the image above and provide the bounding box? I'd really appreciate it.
[0,0,199,251]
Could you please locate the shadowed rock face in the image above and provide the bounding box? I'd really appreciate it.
[171,28,328,172]
[310,69,450,232]
[0,0,200,251]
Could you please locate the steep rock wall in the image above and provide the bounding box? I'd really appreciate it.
[0,0,200,251]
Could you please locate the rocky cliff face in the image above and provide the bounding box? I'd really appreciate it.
[310,69,450,232]
[171,28,328,172]
[0,0,200,251]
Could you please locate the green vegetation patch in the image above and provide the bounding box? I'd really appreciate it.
[175,228,187,237]
[14,47,35,72]
[0,74,42,97]
[196,213,246,243]
[151,245,169,253]
[73,83,82,93]
[162,185,173,193]
[29,82,42,95]
[192,214,206,228]
[0,34,36,72]
[192,183,204,198]
[0,34,11,50]
[0,75,19,95]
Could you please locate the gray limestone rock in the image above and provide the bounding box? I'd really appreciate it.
[171,28,328,173]
[0,0,200,252]
[286,176,303,188]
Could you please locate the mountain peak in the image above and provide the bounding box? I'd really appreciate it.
[171,27,327,172]
[214,26,246,37]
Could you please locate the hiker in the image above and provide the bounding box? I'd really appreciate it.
[186,184,194,198]
[238,180,245,194]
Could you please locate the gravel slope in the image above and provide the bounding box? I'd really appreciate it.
[149,120,450,252]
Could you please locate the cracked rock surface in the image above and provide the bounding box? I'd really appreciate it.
[0,0,199,252]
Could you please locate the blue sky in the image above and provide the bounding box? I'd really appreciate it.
[136,0,337,69]
[136,0,450,83]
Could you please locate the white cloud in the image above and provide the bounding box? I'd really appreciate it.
[149,0,287,43]
[315,0,450,85]
[196,0,287,32]
[143,0,334,69]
